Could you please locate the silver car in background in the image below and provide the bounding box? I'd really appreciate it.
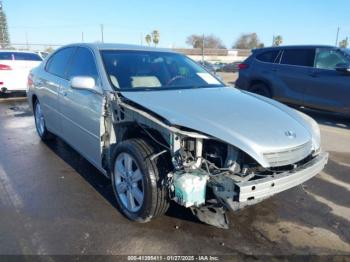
[27,43,328,228]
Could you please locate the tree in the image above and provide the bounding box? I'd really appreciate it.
[233,33,263,49]
[44,46,54,53]
[0,1,10,48]
[339,38,349,48]
[273,35,283,46]
[186,34,226,49]
[145,34,152,46]
[145,30,160,47]
[152,30,160,47]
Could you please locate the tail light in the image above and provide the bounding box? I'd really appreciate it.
[0,64,12,70]
[238,63,249,70]
[28,74,34,86]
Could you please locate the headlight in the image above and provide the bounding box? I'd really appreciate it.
[296,111,321,151]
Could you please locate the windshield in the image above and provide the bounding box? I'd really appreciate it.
[101,50,223,91]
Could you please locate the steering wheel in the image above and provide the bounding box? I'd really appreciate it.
[166,75,187,86]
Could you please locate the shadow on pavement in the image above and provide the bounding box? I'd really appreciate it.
[44,137,200,224]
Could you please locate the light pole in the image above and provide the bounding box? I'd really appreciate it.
[202,34,205,62]
[100,24,104,43]
[335,27,340,46]
[25,32,29,50]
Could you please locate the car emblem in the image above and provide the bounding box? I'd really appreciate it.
[285,130,296,139]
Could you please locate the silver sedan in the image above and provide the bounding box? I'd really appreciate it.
[27,43,328,228]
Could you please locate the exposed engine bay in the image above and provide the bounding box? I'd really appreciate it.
[102,92,328,229]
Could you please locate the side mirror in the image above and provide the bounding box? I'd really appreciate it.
[335,63,350,74]
[70,76,98,92]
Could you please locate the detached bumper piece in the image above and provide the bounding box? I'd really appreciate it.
[237,152,329,202]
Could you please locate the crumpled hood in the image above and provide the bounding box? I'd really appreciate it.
[121,87,313,167]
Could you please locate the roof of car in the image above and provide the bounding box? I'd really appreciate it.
[0,49,40,54]
[64,43,176,53]
[254,45,337,52]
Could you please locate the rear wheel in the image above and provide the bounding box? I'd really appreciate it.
[34,100,54,141]
[111,138,170,222]
[249,83,272,98]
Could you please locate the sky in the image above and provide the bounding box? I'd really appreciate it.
[4,0,350,49]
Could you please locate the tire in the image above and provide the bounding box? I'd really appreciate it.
[34,100,54,141]
[249,83,272,98]
[111,138,170,222]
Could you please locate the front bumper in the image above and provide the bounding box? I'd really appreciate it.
[237,152,329,202]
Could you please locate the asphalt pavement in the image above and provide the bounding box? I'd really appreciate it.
[0,97,349,258]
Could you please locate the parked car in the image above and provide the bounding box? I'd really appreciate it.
[27,43,328,228]
[213,62,226,72]
[197,60,216,75]
[0,50,42,94]
[220,61,242,73]
[236,45,350,114]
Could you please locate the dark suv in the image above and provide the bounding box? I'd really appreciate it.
[236,46,350,114]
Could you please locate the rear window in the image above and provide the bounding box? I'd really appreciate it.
[256,50,280,63]
[0,52,13,60]
[280,49,315,67]
[0,52,42,61]
[14,53,42,61]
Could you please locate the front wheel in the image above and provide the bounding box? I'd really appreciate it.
[111,139,170,222]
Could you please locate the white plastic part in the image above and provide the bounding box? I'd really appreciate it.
[173,172,208,208]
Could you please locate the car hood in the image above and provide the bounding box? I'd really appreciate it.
[121,87,313,167]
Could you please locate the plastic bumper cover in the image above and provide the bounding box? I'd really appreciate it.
[237,152,329,202]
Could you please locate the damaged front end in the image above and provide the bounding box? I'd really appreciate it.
[167,137,328,229]
[103,92,328,229]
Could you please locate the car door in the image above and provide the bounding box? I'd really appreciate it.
[273,48,315,105]
[59,47,104,170]
[304,48,350,112]
[39,47,76,135]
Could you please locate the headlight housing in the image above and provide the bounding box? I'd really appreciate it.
[296,111,321,153]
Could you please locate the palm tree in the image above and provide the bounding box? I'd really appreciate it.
[145,34,152,46]
[273,35,283,46]
[151,30,160,47]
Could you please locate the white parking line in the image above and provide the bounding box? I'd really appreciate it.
[0,164,23,210]
[318,172,350,191]
[338,162,350,168]
[0,163,52,257]
[304,189,350,222]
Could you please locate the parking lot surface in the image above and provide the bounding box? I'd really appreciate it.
[0,96,349,257]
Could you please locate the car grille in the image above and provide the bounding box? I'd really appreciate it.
[264,141,313,167]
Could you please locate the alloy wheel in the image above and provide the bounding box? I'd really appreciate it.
[114,152,145,212]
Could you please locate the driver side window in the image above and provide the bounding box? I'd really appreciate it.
[314,48,347,70]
